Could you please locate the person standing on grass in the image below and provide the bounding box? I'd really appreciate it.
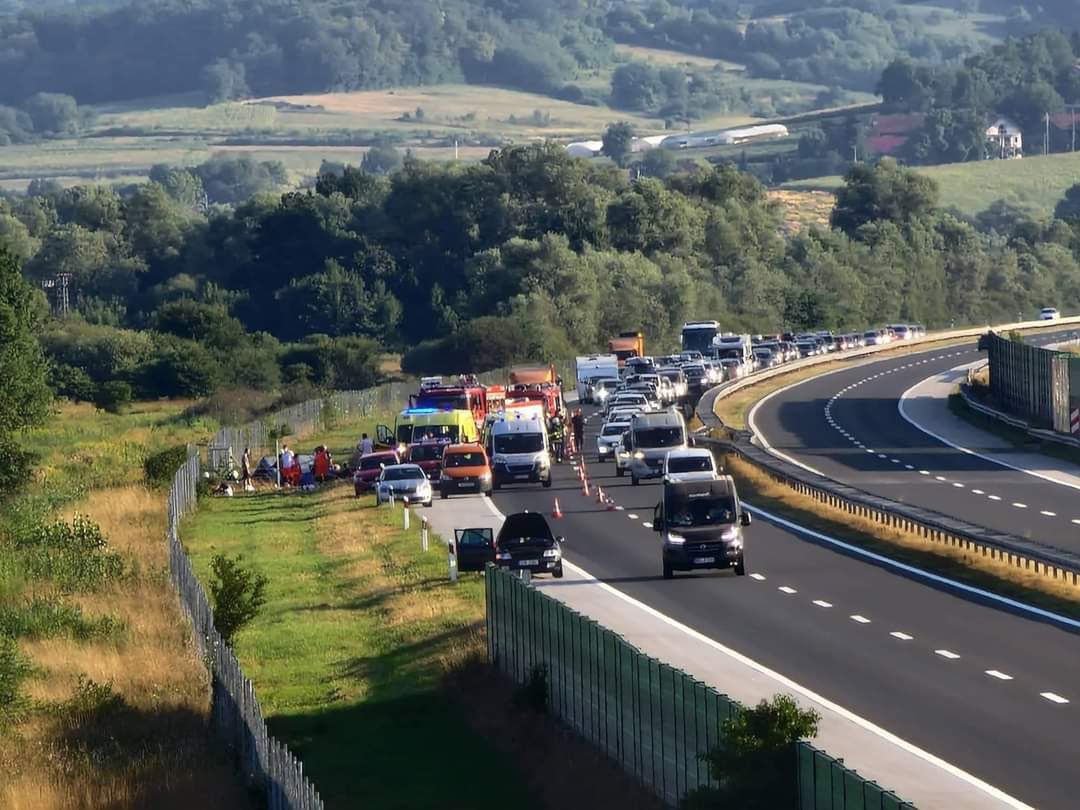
[359,433,374,455]
[241,447,252,490]
[280,444,295,487]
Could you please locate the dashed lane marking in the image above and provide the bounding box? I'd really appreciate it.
[850,615,871,624]
[812,600,833,608]
[1012,502,1028,509]
[988,495,1002,501]
[1041,510,1057,517]
[750,573,766,581]
[627,513,639,520]
[778,586,797,594]
[986,670,1013,681]
[1041,692,1069,704]
[935,649,961,660]
[890,631,914,641]
[642,522,652,529]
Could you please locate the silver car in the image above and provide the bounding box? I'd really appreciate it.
[375,464,433,507]
[597,420,630,463]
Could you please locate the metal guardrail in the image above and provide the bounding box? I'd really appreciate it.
[959,383,1080,451]
[167,450,323,810]
[487,565,914,809]
[695,327,1080,589]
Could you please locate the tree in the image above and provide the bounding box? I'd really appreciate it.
[361,144,403,175]
[831,159,940,236]
[0,248,52,497]
[202,59,250,103]
[610,62,664,111]
[1054,183,1080,221]
[22,92,81,135]
[638,148,678,179]
[601,122,635,168]
[209,554,268,644]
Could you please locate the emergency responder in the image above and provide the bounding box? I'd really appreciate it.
[571,408,585,454]
[549,415,565,462]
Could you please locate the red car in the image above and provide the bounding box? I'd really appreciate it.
[353,450,401,496]
[405,440,449,483]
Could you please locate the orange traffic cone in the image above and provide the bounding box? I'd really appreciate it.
[552,497,564,519]
[582,477,590,497]
[596,485,605,504]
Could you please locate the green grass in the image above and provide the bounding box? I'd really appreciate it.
[782,151,1080,217]
[181,483,538,809]
[612,42,745,72]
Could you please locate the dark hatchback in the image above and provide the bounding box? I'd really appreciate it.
[494,512,564,578]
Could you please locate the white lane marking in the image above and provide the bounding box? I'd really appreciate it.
[890,632,914,641]
[952,482,965,488]
[642,522,652,529]
[865,448,876,454]
[750,573,766,581]
[1041,510,1057,517]
[891,458,901,464]
[1012,502,1028,509]
[555,559,1034,809]
[904,464,915,470]
[986,670,1013,681]
[877,453,887,459]
[1041,692,1069,704]
[1073,519,1080,525]
[778,585,797,594]
[972,489,985,495]
[850,614,871,624]
[628,513,639,520]
[988,495,1002,501]
[935,476,948,482]
[935,649,961,660]
[812,599,833,608]
[748,503,1080,632]
[615,505,625,511]
[919,470,930,475]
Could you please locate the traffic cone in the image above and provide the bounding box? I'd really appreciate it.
[582,477,590,497]
[552,497,564,519]
[596,485,605,504]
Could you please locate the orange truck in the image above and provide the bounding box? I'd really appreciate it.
[608,331,645,368]
[507,364,564,419]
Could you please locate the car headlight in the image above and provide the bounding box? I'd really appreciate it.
[633,451,645,460]
[480,471,491,481]
[666,533,686,545]
[721,527,740,543]
[496,551,512,561]
[542,548,561,559]
[598,444,611,454]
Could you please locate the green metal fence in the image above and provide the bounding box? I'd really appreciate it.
[486,566,914,809]
[986,331,1071,431]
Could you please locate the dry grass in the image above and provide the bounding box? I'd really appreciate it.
[612,42,744,72]
[0,485,249,810]
[727,454,1080,612]
[767,189,835,234]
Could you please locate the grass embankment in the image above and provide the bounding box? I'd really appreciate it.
[724,453,1080,617]
[947,390,1080,468]
[182,481,661,809]
[781,150,1080,218]
[0,401,249,809]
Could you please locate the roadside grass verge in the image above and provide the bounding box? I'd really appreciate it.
[723,453,1080,618]
[947,392,1080,469]
[181,483,536,809]
[0,400,247,809]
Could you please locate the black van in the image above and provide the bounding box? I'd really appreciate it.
[653,478,750,578]
[494,512,564,578]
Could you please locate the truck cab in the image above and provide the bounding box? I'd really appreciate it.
[653,477,750,578]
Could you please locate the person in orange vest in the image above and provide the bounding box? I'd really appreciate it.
[313,445,331,482]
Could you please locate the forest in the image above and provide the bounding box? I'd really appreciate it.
[6,143,1080,406]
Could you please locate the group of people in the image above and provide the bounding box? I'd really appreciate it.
[547,408,585,463]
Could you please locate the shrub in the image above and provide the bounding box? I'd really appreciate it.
[93,379,133,413]
[15,514,124,591]
[49,362,97,402]
[0,597,122,640]
[209,554,268,644]
[0,436,37,499]
[143,444,189,487]
[682,694,820,810]
[0,636,32,730]
[513,663,549,713]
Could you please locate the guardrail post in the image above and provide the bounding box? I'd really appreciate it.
[448,538,458,582]
[421,517,429,552]
[402,501,410,531]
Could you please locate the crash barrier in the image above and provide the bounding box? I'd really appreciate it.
[486,565,913,809]
[959,381,1080,450]
[983,330,1080,435]
[168,450,324,810]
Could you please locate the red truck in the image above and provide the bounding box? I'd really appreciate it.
[507,364,564,419]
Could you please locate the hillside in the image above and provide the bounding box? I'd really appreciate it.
[782,151,1080,218]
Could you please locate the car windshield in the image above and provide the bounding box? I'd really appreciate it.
[383,467,423,481]
[413,424,460,442]
[863,331,877,338]
[634,427,684,448]
[668,456,712,473]
[494,433,544,454]
[667,496,737,527]
[497,513,554,547]
[408,444,445,461]
[361,456,391,470]
[602,424,628,436]
[445,451,485,467]
[594,379,619,391]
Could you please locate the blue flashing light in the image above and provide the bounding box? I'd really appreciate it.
[404,407,440,415]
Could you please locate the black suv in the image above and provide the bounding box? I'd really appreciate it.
[653,478,750,578]
[495,512,564,578]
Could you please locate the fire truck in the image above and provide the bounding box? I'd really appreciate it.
[507,364,564,419]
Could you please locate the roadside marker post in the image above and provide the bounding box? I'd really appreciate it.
[447,538,458,583]
[402,499,410,530]
[420,516,429,552]
[518,568,532,584]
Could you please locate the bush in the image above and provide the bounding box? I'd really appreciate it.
[49,362,97,402]
[0,636,32,730]
[209,553,268,644]
[15,514,124,591]
[93,379,132,413]
[143,444,189,487]
[513,663,549,713]
[0,436,37,499]
[0,597,122,640]
[682,695,819,810]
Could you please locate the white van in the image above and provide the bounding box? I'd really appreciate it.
[576,354,620,401]
[625,411,688,486]
[488,413,552,490]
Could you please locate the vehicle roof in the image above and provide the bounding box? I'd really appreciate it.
[664,476,736,500]
[632,410,684,427]
[443,442,485,454]
[602,420,630,430]
[382,464,424,474]
[497,512,554,543]
[364,450,400,458]
[665,447,714,459]
[491,416,545,433]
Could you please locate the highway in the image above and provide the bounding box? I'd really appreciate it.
[750,329,1080,552]
[490,405,1080,810]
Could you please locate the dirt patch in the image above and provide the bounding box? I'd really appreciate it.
[447,657,667,810]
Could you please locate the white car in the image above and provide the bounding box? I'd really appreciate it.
[662,448,720,483]
[597,420,630,463]
[375,464,433,507]
[1040,307,1060,321]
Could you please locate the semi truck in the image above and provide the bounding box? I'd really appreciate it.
[680,321,720,355]
[608,330,645,368]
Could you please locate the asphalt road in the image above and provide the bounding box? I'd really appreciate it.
[751,330,1080,551]
[491,405,1080,810]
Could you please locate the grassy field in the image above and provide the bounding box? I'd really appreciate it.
[767,189,835,233]
[612,42,745,72]
[181,484,535,809]
[782,151,1080,217]
[0,401,248,809]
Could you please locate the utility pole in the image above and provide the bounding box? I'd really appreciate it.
[852,144,858,163]
[1066,104,1080,151]
[1045,111,1050,155]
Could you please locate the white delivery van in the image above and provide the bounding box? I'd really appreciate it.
[576,354,620,401]
[488,412,552,489]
